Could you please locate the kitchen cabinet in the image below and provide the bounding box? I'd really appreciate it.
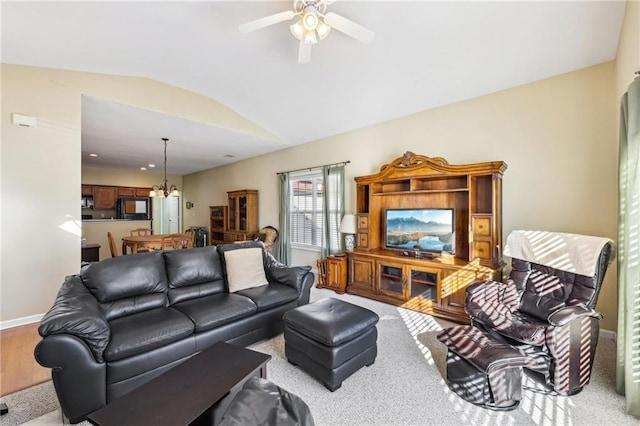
[85,185,151,211]
[81,185,94,196]
[118,187,152,197]
[118,187,136,197]
[93,186,117,210]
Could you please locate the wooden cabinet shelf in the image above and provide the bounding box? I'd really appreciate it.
[346,152,506,323]
[371,188,469,196]
[209,205,228,245]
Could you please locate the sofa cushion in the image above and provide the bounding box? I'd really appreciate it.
[236,283,299,312]
[104,307,194,362]
[223,247,269,292]
[164,246,226,304]
[172,293,258,332]
[81,251,169,320]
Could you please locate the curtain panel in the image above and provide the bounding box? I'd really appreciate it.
[278,173,291,265]
[617,76,640,418]
[321,165,345,257]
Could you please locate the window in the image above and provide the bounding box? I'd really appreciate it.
[289,170,342,251]
[290,171,324,249]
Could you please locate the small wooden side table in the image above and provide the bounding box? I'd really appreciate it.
[81,244,101,262]
[317,254,348,294]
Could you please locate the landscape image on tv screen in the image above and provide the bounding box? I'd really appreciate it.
[385,208,454,254]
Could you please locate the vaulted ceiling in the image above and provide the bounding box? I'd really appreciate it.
[1,1,627,174]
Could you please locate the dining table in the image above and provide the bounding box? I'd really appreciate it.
[121,234,170,254]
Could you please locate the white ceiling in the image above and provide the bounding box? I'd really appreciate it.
[1,1,627,175]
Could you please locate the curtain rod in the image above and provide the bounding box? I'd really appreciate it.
[276,160,350,176]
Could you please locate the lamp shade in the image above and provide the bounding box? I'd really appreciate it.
[339,214,357,234]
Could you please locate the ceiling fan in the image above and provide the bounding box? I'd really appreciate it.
[238,0,375,64]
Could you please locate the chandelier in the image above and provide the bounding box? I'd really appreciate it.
[150,138,179,198]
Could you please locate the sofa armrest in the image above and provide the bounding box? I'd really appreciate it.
[266,263,312,294]
[34,334,107,422]
[38,275,110,363]
[547,304,603,327]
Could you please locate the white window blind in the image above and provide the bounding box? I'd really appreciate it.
[290,171,324,249]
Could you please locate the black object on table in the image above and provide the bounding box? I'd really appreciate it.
[87,342,271,426]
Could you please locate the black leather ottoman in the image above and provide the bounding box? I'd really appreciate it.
[437,326,532,410]
[282,297,379,391]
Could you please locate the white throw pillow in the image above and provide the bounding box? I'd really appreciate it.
[224,247,269,292]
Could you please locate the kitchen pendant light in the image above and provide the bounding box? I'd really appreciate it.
[150,138,179,198]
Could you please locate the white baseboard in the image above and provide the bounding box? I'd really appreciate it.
[0,314,43,330]
[600,328,616,341]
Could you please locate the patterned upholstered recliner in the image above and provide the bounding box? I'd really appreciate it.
[464,231,615,396]
[438,231,615,409]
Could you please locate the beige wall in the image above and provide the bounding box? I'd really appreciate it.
[184,62,620,330]
[0,64,279,324]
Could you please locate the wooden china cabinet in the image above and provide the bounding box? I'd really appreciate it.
[209,205,228,245]
[346,152,507,323]
[224,190,259,243]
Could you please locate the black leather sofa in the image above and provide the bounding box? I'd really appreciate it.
[34,242,313,423]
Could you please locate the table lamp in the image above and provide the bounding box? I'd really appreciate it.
[339,214,357,252]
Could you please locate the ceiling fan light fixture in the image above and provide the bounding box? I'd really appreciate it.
[302,6,318,31]
[316,20,331,40]
[290,20,304,40]
[303,30,318,44]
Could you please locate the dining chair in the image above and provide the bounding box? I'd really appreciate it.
[107,232,118,257]
[161,233,190,251]
[184,228,196,249]
[130,228,153,236]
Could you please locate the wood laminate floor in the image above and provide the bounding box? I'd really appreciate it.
[0,323,50,396]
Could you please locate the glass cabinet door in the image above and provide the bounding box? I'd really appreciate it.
[239,196,247,231]
[405,265,439,311]
[377,263,405,300]
[228,196,237,231]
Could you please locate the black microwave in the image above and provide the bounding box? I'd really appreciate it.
[117,197,150,220]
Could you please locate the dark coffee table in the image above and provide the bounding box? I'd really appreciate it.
[87,342,271,426]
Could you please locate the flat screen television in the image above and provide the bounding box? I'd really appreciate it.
[384,208,455,255]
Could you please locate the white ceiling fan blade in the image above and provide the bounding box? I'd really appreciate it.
[298,40,312,64]
[323,12,374,44]
[239,11,296,33]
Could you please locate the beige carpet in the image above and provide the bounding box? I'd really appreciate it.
[1,287,636,425]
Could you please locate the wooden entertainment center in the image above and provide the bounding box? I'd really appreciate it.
[346,152,507,323]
